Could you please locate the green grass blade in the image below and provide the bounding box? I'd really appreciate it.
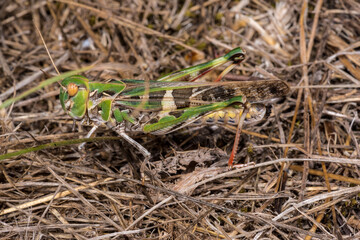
[0,136,121,161]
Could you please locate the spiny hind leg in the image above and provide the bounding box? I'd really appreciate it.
[228,102,250,167]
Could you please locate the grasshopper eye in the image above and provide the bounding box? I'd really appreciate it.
[67,82,78,97]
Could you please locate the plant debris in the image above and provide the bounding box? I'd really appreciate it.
[0,0,360,239]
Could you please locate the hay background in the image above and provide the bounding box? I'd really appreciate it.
[1,1,360,239]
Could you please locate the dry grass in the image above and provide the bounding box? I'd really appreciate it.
[1,0,360,239]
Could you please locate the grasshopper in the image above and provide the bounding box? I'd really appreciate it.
[59,48,290,166]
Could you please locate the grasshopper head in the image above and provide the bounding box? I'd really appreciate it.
[60,75,90,120]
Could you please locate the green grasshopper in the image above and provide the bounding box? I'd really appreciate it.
[59,48,290,166]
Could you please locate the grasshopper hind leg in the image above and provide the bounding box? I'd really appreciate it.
[110,124,151,182]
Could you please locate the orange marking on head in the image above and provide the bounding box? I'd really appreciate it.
[67,83,78,97]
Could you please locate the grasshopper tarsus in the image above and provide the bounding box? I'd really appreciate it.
[229,162,256,169]
[78,125,99,150]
